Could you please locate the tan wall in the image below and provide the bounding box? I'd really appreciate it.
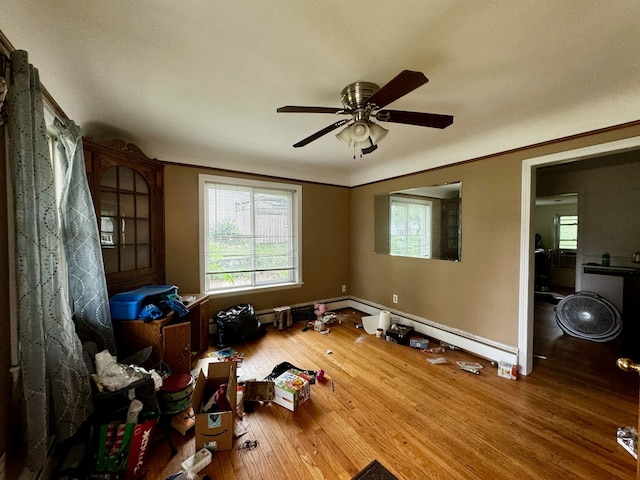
[350,124,640,347]
[351,156,522,345]
[164,164,351,316]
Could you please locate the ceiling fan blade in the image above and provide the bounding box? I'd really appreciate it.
[376,109,453,129]
[292,119,350,148]
[277,105,347,114]
[366,70,429,109]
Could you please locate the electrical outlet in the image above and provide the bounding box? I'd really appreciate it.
[341,284,347,293]
[392,294,398,304]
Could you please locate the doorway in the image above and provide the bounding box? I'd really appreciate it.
[533,193,578,297]
[518,135,640,375]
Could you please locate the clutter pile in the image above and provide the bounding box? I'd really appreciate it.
[87,347,164,480]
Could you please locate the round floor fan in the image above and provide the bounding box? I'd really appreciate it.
[555,291,622,342]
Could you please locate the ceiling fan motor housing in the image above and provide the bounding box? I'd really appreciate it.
[341,82,380,110]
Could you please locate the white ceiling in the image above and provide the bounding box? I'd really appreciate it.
[3,1,639,186]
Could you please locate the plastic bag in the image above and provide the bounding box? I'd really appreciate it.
[216,304,264,346]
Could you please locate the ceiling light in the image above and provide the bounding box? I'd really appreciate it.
[336,126,353,146]
[335,121,387,156]
[349,121,370,142]
[369,123,388,145]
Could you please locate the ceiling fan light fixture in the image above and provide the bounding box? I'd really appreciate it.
[336,126,353,146]
[349,121,370,143]
[369,122,388,145]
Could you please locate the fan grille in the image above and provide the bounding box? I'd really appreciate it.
[555,291,621,342]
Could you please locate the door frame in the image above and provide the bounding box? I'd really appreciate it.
[518,136,640,375]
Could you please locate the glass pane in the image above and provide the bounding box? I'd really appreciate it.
[206,272,250,291]
[136,194,150,218]
[256,269,291,284]
[135,172,149,194]
[119,167,134,192]
[119,194,135,218]
[102,247,119,273]
[100,192,118,216]
[100,216,117,246]
[137,219,150,243]
[121,245,136,270]
[122,218,136,244]
[101,167,117,189]
[137,244,150,268]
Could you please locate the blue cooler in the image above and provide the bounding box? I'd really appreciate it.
[110,285,178,320]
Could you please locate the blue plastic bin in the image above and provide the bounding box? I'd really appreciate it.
[109,285,178,320]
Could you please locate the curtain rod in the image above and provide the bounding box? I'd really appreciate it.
[0,28,69,121]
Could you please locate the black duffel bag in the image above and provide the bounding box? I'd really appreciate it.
[216,303,264,347]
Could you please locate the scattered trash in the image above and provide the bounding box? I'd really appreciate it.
[427,357,447,364]
[617,426,638,459]
[426,346,445,354]
[330,380,334,391]
[498,361,518,380]
[457,361,483,374]
[236,439,259,451]
[409,336,429,349]
[316,369,325,381]
[354,322,363,329]
[234,419,248,438]
[314,303,327,318]
[181,448,212,475]
[326,349,333,354]
[320,329,330,335]
[264,362,319,383]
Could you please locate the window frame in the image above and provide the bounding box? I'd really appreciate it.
[555,214,578,251]
[389,194,433,258]
[199,174,302,296]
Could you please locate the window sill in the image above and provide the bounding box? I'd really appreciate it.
[206,282,303,298]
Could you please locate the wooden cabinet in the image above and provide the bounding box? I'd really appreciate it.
[83,138,165,295]
[114,295,210,373]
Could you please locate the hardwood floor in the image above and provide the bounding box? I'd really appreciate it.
[145,306,638,480]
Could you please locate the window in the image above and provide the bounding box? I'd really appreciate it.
[389,195,432,258]
[556,214,578,250]
[200,175,301,294]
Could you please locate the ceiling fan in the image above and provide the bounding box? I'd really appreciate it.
[277,70,453,156]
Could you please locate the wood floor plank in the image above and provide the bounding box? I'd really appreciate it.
[143,307,638,480]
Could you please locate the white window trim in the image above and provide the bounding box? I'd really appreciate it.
[198,174,303,295]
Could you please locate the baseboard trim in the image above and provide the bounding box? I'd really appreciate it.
[251,296,519,368]
[347,296,519,367]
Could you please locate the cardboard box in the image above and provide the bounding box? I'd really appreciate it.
[92,417,157,480]
[191,362,237,451]
[498,361,518,380]
[273,371,310,411]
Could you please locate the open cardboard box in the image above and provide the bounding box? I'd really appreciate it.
[191,361,237,451]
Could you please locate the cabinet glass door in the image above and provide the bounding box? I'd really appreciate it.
[100,166,151,274]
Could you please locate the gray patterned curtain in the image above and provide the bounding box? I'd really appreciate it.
[54,117,116,354]
[7,50,93,474]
